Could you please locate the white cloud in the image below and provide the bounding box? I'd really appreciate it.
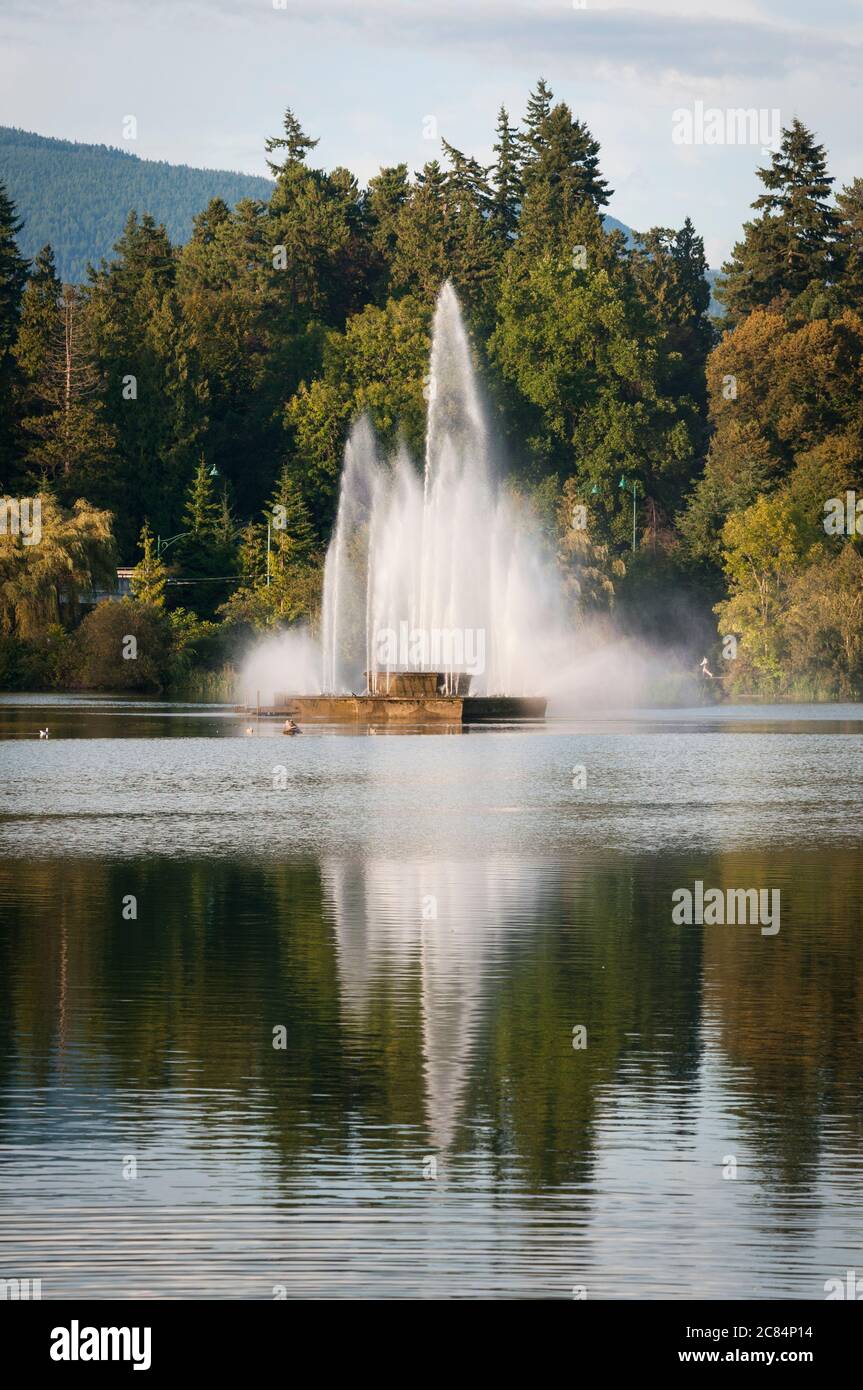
[0,0,859,263]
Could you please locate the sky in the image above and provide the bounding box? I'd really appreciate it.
[1,0,861,265]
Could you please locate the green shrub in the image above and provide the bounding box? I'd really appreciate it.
[0,626,74,690]
[72,598,173,692]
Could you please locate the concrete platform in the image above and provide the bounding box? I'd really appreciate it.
[237,695,546,723]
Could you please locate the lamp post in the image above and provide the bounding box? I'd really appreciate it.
[155,531,190,558]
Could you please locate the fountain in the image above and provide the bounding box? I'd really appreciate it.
[244,281,551,724]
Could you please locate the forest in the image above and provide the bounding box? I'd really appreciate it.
[0,126,274,285]
[1,82,862,699]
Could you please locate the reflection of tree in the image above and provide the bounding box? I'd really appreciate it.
[0,854,695,1186]
[699,846,863,1186]
[480,857,704,1187]
[0,847,857,1193]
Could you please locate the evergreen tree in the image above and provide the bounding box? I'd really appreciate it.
[174,457,236,619]
[95,210,176,297]
[183,454,221,537]
[368,164,410,269]
[836,178,863,309]
[215,484,235,546]
[178,199,233,292]
[0,182,28,353]
[523,78,555,157]
[719,120,839,321]
[391,160,497,314]
[673,217,712,320]
[237,520,266,586]
[448,202,498,322]
[490,106,523,244]
[85,212,208,554]
[14,246,116,485]
[268,460,316,565]
[518,103,612,250]
[392,162,450,300]
[267,118,375,326]
[265,108,319,176]
[177,194,284,516]
[440,139,493,215]
[11,243,62,469]
[13,244,61,384]
[0,181,29,478]
[130,520,168,607]
[631,218,713,444]
[218,465,318,629]
[670,216,714,425]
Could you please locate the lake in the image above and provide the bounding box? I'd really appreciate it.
[1,695,861,1299]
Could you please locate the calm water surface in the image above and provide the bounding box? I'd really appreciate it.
[1,696,861,1298]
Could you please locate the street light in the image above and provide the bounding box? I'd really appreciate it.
[155,531,190,557]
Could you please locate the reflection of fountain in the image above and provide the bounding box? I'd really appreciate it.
[239,282,552,723]
[322,857,553,1153]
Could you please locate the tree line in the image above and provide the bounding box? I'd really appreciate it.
[0,83,861,695]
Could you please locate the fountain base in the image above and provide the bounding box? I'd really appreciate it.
[237,694,546,724]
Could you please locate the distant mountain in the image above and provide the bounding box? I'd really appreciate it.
[602,214,637,245]
[0,127,721,311]
[0,126,274,283]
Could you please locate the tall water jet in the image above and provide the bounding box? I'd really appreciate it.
[417,281,494,690]
[320,281,559,701]
[321,415,383,694]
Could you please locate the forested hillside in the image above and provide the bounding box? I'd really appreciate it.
[0,127,274,283]
[0,85,861,698]
[0,127,667,293]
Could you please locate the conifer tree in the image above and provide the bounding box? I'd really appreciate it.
[268,460,316,565]
[0,181,29,478]
[391,161,450,299]
[14,246,115,486]
[368,163,410,268]
[13,244,61,385]
[836,178,863,309]
[84,211,208,555]
[719,120,839,320]
[440,139,493,215]
[215,484,235,546]
[130,520,168,607]
[490,106,523,244]
[183,454,221,537]
[518,103,612,250]
[174,458,236,618]
[523,78,555,158]
[48,281,106,407]
[237,520,266,587]
[0,181,28,354]
[265,108,319,176]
